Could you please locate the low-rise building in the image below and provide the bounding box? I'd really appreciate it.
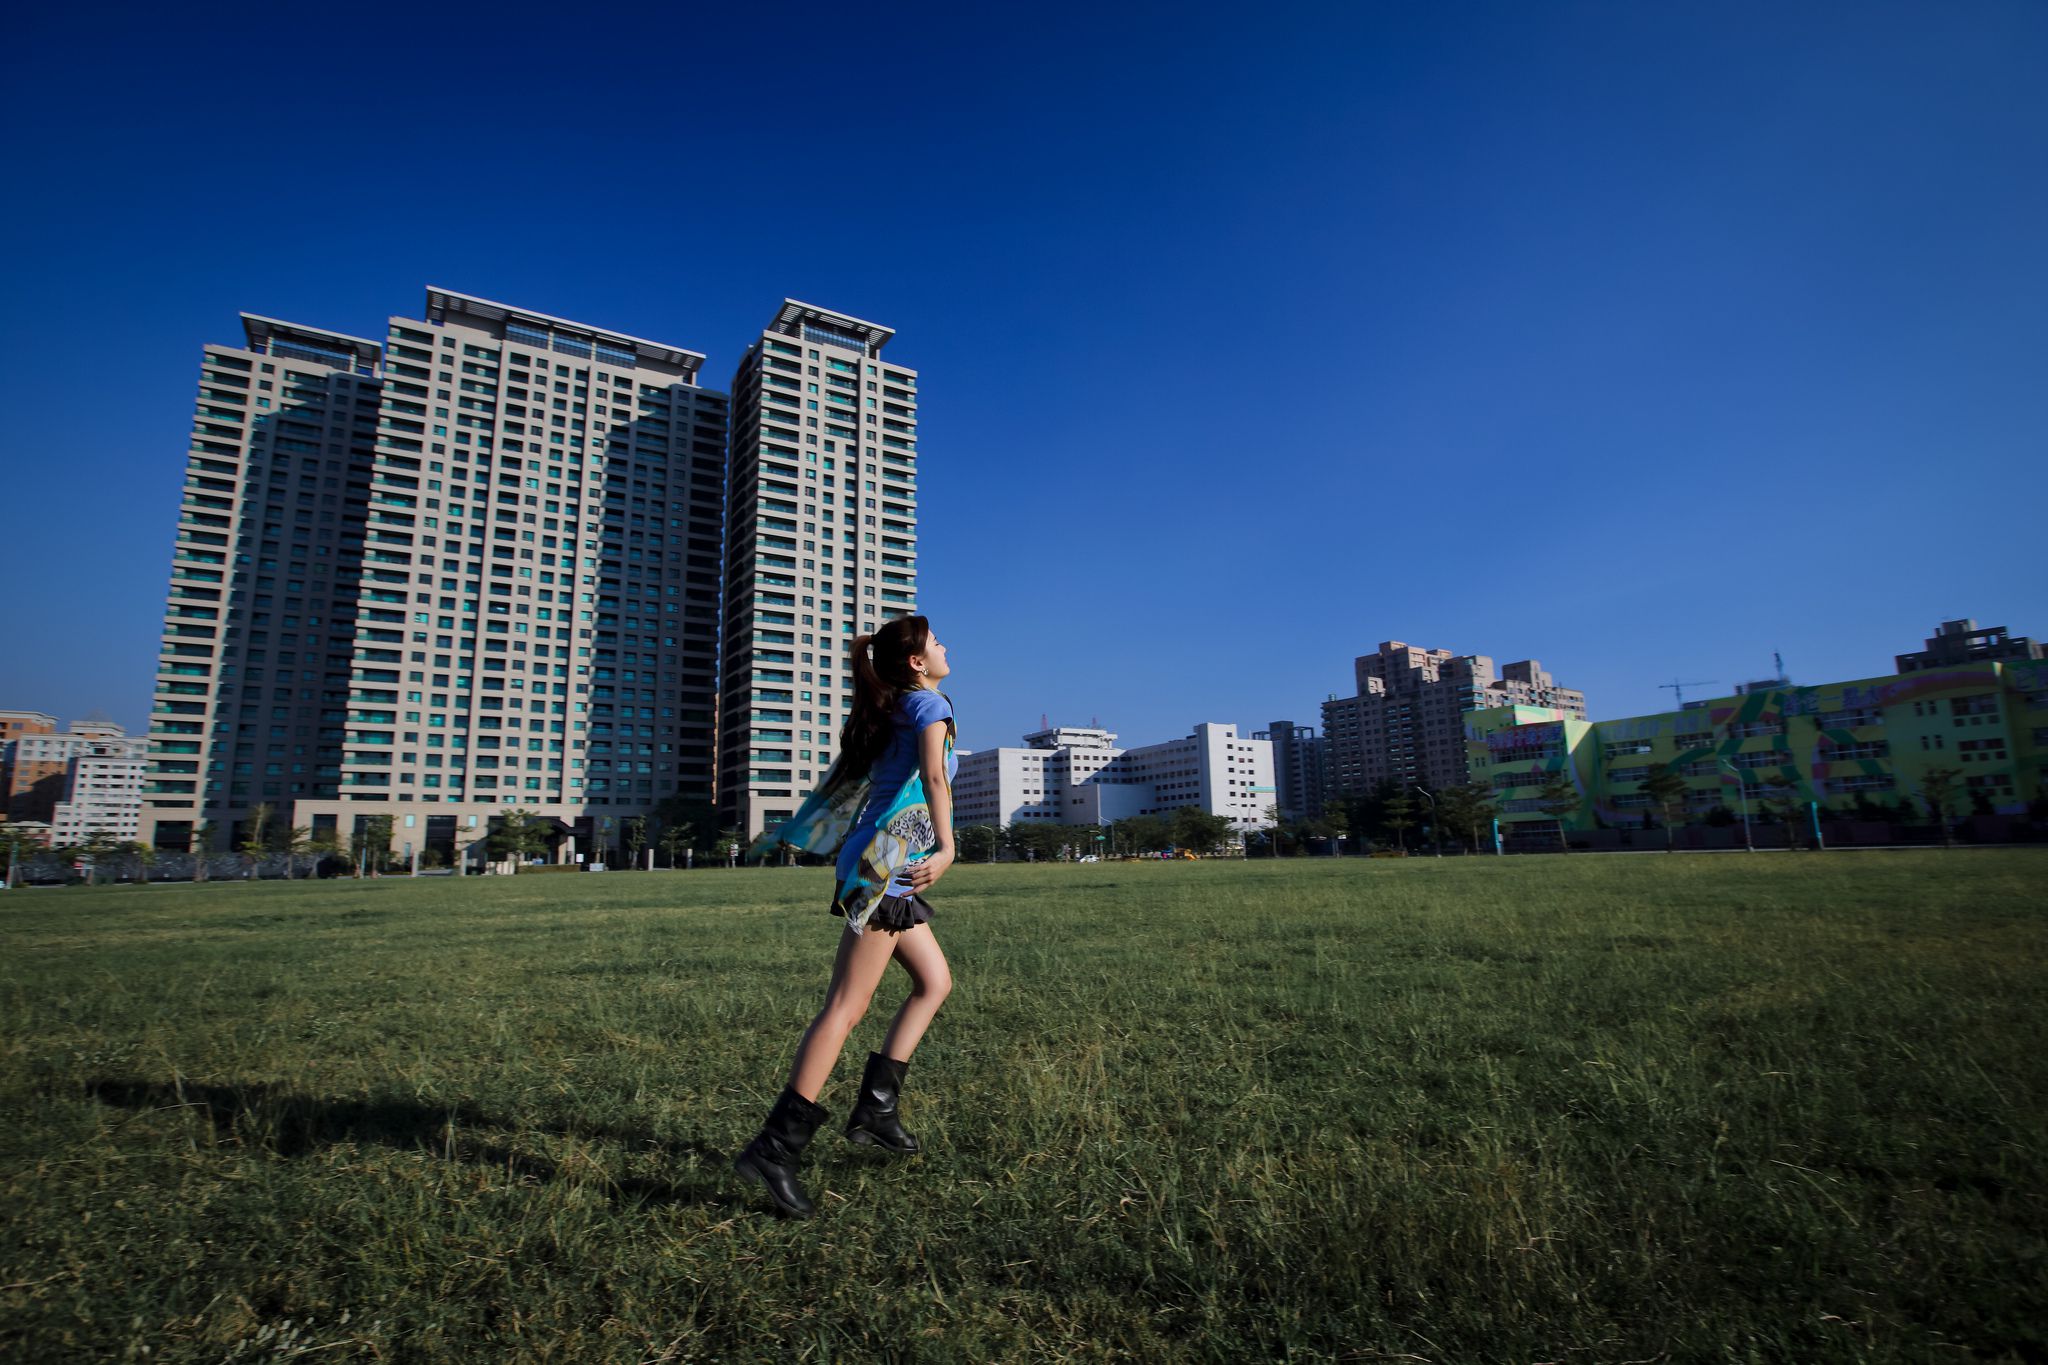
[1467,657,2047,844]
[952,722,1276,838]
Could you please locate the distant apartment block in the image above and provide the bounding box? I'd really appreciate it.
[140,290,732,863]
[2,716,145,842]
[952,723,1275,835]
[718,302,920,844]
[1253,720,1325,821]
[6,716,131,825]
[1897,618,2043,674]
[0,709,58,822]
[1468,653,2047,843]
[50,733,149,845]
[1321,641,1585,795]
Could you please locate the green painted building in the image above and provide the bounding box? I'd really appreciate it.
[1466,659,2048,841]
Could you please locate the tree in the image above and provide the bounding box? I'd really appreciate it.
[654,796,719,854]
[240,803,273,878]
[1261,802,1287,857]
[1169,806,1235,857]
[1,823,48,887]
[1342,783,1393,848]
[121,841,158,885]
[1435,783,1500,854]
[1761,782,1805,850]
[80,828,122,886]
[282,825,314,879]
[1321,801,1350,855]
[956,824,998,862]
[1113,814,1171,855]
[353,814,394,876]
[658,823,690,869]
[1001,820,1067,864]
[489,809,551,870]
[623,817,648,870]
[1915,767,1962,849]
[305,829,345,877]
[1536,770,1579,852]
[1640,763,1691,852]
[189,820,219,882]
[1382,785,1415,853]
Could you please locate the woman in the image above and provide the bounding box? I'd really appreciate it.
[732,615,957,1217]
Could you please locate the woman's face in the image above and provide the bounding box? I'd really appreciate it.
[912,631,950,685]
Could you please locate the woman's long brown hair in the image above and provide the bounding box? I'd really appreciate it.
[839,615,946,780]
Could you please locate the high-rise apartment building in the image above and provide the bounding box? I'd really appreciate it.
[1252,720,1326,822]
[1321,641,1585,795]
[141,314,382,850]
[718,302,920,843]
[141,291,729,862]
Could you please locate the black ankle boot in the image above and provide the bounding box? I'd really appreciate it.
[733,1085,831,1217]
[844,1050,920,1154]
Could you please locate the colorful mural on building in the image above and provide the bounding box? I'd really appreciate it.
[1466,660,2047,837]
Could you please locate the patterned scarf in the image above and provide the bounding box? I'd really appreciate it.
[745,719,955,936]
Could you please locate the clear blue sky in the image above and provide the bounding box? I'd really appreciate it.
[3,2,2043,752]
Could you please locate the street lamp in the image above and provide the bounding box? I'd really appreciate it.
[1412,786,1441,859]
[1717,760,1754,852]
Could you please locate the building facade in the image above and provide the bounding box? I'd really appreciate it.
[1322,641,1585,796]
[952,722,1275,837]
[49,731,150,845]
[718,302,920,844]
[1897,618,2043,674]
[1467,658,2048,842]
[141,291,730,863]
[3,719,146,843]
[0,709,59,823]
[1253,720,1326,821]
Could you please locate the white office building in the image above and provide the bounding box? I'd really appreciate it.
[952,722,1275,838]
[45,729,149,844]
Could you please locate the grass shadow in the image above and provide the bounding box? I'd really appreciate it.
[81,1076,749,1212]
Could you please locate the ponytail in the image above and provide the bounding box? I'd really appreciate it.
[838,615,931,781]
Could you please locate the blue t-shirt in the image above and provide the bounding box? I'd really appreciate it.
[837,689,956,875]
[865,688,956,796]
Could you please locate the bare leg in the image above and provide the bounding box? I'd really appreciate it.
[786,921,900,1102]
[878,923,953,1063]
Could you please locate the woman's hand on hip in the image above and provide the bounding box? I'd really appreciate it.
[907,848,953,892]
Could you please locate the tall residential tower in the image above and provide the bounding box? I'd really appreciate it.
[1321,641,1586,796]
[718,302,920,843]
[142,291,729,863]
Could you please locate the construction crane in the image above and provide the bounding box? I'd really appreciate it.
[1660,678,1719,706]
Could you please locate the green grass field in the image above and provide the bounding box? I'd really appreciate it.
[2,852,2044,1363]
